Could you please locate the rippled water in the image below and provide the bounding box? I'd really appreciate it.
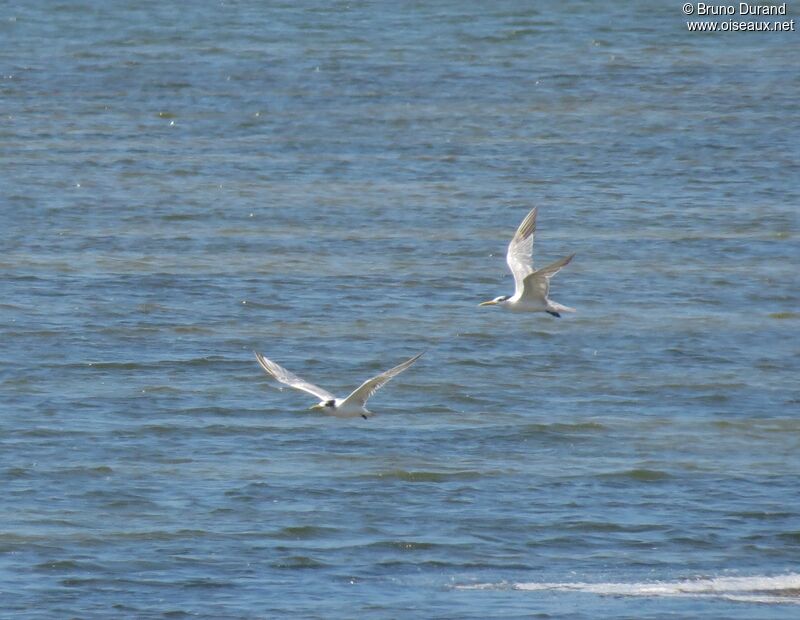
[2,1,799,618]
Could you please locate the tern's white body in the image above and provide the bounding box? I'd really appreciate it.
[254,351,423,419]
[480,207,575,317]
[315,398,370,418]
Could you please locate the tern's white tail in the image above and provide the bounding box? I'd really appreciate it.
[547,300,576,314]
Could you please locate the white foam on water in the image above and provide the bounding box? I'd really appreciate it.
[457,574,800,604]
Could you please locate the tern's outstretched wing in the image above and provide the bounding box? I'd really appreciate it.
[341,352,423,408]
[519,254,575,303]
[254,352,335,401]
[535,253,574,280]
[506,207,537,296]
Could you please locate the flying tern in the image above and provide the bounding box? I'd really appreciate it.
[479,207,575,316]
[254,351,423,418]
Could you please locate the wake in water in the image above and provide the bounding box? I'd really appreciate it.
[457,573,800,605]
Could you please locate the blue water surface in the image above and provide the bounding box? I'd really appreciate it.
[1,1,799,618]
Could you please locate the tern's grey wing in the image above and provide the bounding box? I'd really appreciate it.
[341,352,423,407]
[506,207,537,296]
[519,271,550,303]
[535,253,574,280]
[254,352,335,401]
[519,254,574,303]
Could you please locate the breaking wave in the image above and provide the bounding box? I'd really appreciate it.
[458,573,800,604]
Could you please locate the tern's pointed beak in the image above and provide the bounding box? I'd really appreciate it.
[309,403,324,411]
[479,299,498,306]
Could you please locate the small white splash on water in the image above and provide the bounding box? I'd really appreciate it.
[457,574,800,605]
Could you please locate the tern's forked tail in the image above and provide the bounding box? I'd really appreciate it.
[547,300,576,314]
